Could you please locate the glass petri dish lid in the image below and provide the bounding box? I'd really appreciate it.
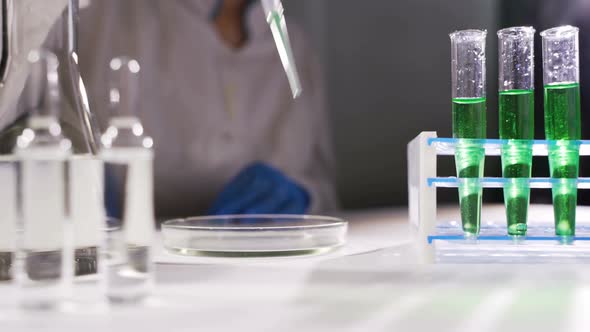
[161,215,348,257]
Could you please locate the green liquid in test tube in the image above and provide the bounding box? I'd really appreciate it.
[541,26,581,238]
[450,30,487,236]
[498,27,535,236]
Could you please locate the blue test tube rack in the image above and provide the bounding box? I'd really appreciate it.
[407,132,590,263]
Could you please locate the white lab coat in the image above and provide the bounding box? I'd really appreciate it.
[77,0,338,217]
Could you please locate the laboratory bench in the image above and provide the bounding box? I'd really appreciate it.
[2,205,590,332]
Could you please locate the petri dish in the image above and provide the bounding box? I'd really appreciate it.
[161,215,348,257]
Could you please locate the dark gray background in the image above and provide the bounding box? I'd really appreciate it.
[285,0,502,209]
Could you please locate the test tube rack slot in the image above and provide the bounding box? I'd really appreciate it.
[408,132,590,264]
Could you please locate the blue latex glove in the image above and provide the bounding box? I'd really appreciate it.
[104,165,122,219]
[208,162,310,215]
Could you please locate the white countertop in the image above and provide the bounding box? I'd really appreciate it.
[2,206,590,332]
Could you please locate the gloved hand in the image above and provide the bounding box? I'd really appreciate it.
[208,162,310,215]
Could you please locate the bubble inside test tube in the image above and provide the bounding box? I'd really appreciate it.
[498,26,535,91]
[541,25,580,85]
[450,29,487,99]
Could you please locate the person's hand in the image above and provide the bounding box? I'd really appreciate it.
[208,162,310,215]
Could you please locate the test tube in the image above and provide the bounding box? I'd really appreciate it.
[15,50,73,309]
[541,26,581,238]
[101,57,155,303]
[450,29,487,236]
[498,27,535,236]
[260,0,302,98]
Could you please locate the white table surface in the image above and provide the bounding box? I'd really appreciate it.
[2,206,590,332]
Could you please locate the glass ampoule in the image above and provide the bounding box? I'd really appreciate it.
[100,57,155,303]
[15,50,73,310]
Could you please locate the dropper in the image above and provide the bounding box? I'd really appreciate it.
[260,0,302,98]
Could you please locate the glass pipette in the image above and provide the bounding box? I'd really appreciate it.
[260,0,302,98]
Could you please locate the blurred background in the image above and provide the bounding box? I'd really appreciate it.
[284,0,590,210]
